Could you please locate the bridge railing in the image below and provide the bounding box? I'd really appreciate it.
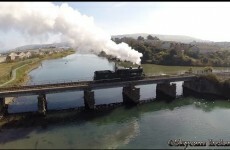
[0,71,226,90]
[28,77,93,86]
[144,71,185,77]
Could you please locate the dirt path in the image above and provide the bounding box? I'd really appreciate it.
[0,64,28,87]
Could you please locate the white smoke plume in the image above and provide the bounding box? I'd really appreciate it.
[0,2,143,64]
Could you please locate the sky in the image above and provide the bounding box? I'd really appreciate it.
[1,2,230,51]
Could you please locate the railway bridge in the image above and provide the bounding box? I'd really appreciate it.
[0,74,197,116]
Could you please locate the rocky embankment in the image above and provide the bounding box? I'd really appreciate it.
[183,74,230,99]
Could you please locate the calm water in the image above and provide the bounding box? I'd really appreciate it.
[1,53,230,149]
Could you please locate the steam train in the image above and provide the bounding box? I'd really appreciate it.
[93,64,145,82]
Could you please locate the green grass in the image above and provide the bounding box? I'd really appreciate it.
[143,64,230,75]
[0,59,35,84]
[117,61,204,75]
[41,50,75,60]
[0,62,16,83]
[117,61,230,76]
[142,64,202,75]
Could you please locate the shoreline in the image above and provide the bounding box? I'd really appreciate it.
[7,62,42,104]
[1,50,75,87]
[0,50,75,104]
[0,64,28,87]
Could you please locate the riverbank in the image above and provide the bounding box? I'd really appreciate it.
[0,49,75,88]
[0,50,75,105]
[183,73,230,100]
[0,60,31,85]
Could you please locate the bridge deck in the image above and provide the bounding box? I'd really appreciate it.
[0,75,196,97]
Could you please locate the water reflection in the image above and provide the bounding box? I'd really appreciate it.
[3,97,230,149]
[193,99,230,112]
[29,54,114,84]
[6,97,230,129]
[0,117,140,149]
[94,88,123,104]
[8,96,37,113]
[171,81,183,96]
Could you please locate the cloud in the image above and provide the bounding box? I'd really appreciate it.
[0,2,143,64]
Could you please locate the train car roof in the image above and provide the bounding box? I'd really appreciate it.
[94,70,113,73]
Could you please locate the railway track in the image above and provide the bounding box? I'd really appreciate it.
[0,74,195,92]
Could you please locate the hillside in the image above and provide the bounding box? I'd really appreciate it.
[111,37,230,67]
[112,33,211,43]
[4,33,230,54]
[113,34,230,53]
[13,42,71,52]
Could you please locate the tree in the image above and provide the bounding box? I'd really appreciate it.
[204,66,213,73]
[201,57,209,64]
[147,35,154,40]
[188,67,193,74]
[169,49,177,56]
[98,51,106,57]
[113,38,121,44]
[154,36,160,40]
[147,35,160,40]
[137,36,144,41]
[5,56,12,63]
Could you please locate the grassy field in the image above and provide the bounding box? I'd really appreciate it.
[0,62,18,83]
[142,64,201,75]
[0,59,34,85]
[0,49,75,87]
[4,58,40,87]
[143,64,230,75]
[117,61,230,75]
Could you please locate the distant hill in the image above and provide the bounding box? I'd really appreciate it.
[112,33,230,53]
[215,42,230,50]
[112,33,212,43]
[13,42,71,52]
[3,33,230,54]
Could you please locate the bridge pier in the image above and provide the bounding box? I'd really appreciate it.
[37,94,47,116]
[183,80,196,97]
[0,97,7,117]
[84,90,95,110]
[122,85,140,105]
[156,83,176,101]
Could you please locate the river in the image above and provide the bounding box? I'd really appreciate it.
[1,53,230,149]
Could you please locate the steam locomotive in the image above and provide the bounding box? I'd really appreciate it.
[93,64,145,82]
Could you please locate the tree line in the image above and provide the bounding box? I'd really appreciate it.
[111,35,230,67]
